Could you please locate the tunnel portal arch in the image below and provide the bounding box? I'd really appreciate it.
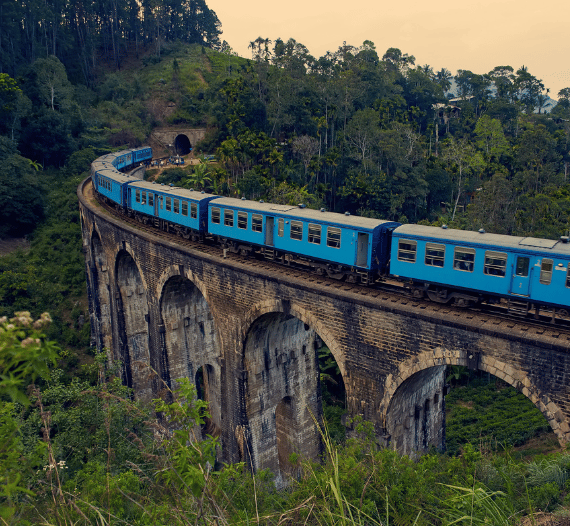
[174,134,191,155]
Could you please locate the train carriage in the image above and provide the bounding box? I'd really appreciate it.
[92,168,135,208]
[390,224,570,309]
[111,149,134,171]
[133,147,152,164]
[208,197,399,281]
[127,181,218,236]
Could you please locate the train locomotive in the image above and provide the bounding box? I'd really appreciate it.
[90,146,570,318]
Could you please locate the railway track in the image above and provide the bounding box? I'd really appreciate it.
[85,181,570,339]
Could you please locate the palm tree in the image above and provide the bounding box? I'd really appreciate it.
[435,68,452,93]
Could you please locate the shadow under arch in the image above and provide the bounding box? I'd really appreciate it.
[240,306,333,486]
[240,299,345,377]
[158,272,221,436]
[89,228,113,353]
[115,248,152,400]
[380,350,570,450]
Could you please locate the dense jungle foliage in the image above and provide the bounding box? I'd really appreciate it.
[2,2,570,523]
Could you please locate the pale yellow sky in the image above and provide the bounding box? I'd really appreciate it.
[207,0,570,100]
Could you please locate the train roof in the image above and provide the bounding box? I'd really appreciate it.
[210,197,399,231]
[91,160,116,171]
[128,180,219,201]
[94,169,136,184]
[394,224,570,256]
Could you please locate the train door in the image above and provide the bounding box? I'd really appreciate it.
[356,232,369,267]
[265,216,274,246]
[153,194,158,216]
[127,188,131,207]
[510,255,531,296]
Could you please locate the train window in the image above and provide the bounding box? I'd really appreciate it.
[224,209,234,227]
[166,197,171,212]
[516,257,529,276]
[327,227,341,248]
[453,247,475,272]
[397,239,417,263]
[174,199,180,214]
[211,207,220,224]
[238,211,248,229]
[540,258,553,285]
[141,192,146,205]
[291,221,303,241]
[191,203,197,219]
[278,218,284,237]
[566,266,570,288]
[484,251,507,277]
[148,193,154,207]
[308,224,321,244]
[136,189,140,203]
[425,243,445,267]
[252,214,263,232]
[181,201,188,216]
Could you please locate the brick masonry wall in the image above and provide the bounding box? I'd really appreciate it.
[79,179,570,472]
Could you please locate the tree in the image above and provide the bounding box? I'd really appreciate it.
[513,66,545,113]
[0,137,45,237]
[467,174,516,234]
[474,115,509,162]
[343,108,380,165]
[487,66,515,101]
[20,109,74,167]
[443,138,485,220]
[292,135,319,178]
[435,68,452,93]
[30,56,73,112]
[515,125,561,193]
[382,47,415,72]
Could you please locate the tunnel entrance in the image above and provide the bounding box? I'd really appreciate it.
[174,134,191,155]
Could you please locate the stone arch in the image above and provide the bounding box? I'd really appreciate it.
[111,241,150,294]
[380,349,570,448]
[174,134,191,155]
[90,228,112,353]
[155,265,210,306]
[115,249,152,401]
[158,272,221,435]
[241,299,345,377]
[241,309,325,485]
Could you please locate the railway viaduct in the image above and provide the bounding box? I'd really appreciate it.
[78,178,570,484]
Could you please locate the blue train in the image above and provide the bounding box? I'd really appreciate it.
[91,147,570,316]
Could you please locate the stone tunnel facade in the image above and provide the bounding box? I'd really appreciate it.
[79,179,570,475]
